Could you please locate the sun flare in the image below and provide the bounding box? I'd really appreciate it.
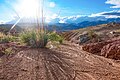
[16,0,41,18]
[13,0,56,22]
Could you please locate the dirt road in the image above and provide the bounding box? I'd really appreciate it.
[0,42,120,80]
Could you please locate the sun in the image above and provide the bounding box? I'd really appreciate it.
[14,0,55,22]
[16,0,40,18]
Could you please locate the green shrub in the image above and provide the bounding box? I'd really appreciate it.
[88,30,97,39]
[48,32,64,44]
[9,36,18,42]
[2,48,13,54]
[19,31,48,48]
[59,38,63,44]
[87,30,102,42]
[19,31,64,48]
[0,36,18,43]
[20,31,35,45]
[0,32,5,38]
[0,32,18,43]
[0,36,9,43]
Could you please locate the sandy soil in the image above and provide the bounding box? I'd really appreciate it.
[0,42,120,80]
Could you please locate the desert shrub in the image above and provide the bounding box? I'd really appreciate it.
[0,32,10,43]
[19,31,35,45]
[9,36,18,42]
[2,48,13,54]
[88,30,97,39]
[0,32,18,43]
[0,32,5,38]
[48,32,64,44]
[0,36,9,43]
[35,32,48,48]
[19,31,48,48]
[86,30,102,43]
[19,30,64,48]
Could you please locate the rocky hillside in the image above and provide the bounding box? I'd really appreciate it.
[62,22,120,44]
[62,22,120,60]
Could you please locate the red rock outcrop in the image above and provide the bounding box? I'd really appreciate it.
[101,41,120,60]
[82,39,120,59]
[82,42,110,54]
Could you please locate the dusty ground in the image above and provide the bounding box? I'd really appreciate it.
[0,42,120,80]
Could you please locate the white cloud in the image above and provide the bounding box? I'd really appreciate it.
[45,14,86,23]
[59,20,66,23]
[45,13,59,23]
[89,10,120,18]
[49,2,56,8]
[58,15,82,23]
[46,13,58,19]
[51,14,58,19]
[105,0,120,8]
[67,15,84,20]
[89,12,107,17]
[105,15,120,18]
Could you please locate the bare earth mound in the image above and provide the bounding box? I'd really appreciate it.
[1,42,120,80]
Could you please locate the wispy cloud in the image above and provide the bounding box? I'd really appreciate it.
[45,15,86,23]
[89,10,120,18]
[105,0,120,8]
[102,12,120,16]
[45,13,59,23]
[89,12,107,17]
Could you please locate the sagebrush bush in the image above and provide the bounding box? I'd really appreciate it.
[2,48,13,54]
[20,31,35,45]
[0,32,5,38]
[9,36,18,42]
[19,31,48,48]
[87,30,102,43]
[0,32,18,43]
[88,30,97,39]
[48,32,63,44]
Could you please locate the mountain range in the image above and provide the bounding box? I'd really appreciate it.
[48,17,120,31]
[2,16,120,31]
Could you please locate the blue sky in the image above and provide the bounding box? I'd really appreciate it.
[0,0,120,23]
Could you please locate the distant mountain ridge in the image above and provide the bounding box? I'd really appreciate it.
[4,16,120,31]
[0,24,22,34]
[48,18,120,31]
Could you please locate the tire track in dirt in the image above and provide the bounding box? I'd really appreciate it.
[41,49,75,80]
[54,42,120,80]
